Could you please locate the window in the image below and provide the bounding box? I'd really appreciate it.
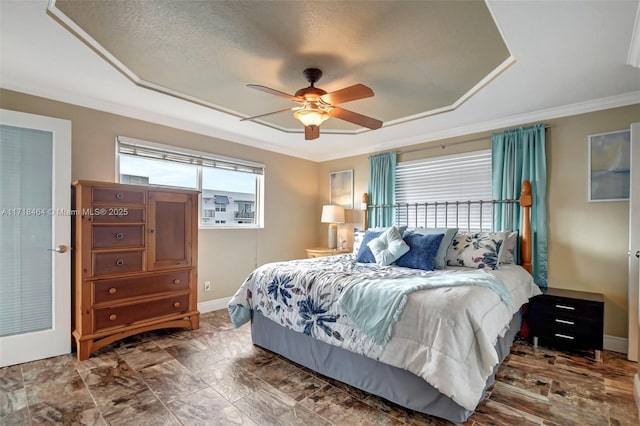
[117,137,264,228]
[395,150,492,231]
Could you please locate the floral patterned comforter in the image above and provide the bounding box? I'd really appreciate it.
[228,254,541,410]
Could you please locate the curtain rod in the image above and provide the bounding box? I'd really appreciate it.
[373,124,550,157]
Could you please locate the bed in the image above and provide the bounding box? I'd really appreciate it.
[228,181,541,423]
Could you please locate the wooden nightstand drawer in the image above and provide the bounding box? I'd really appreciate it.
[306,247,350,258]
[530,296,602,320]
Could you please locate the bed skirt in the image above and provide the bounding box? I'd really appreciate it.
[251,310,521,423]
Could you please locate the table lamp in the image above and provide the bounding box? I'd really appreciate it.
[321,205,345,249]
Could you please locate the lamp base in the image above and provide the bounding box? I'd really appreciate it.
[328,223,338,249]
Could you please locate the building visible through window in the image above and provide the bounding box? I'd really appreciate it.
[117,137,264,228]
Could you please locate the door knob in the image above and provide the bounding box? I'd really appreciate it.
[628,250,640,258]
[48,245,68,253]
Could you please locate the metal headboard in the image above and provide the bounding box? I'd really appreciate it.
[361,181,533,273]
[368,199,521,232]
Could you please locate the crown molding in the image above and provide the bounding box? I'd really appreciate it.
[326,91,640,162]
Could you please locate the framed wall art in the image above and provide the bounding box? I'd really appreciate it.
[588,129,630,202]
[330,169,353,209]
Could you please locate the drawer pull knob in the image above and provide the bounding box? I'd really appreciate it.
[173,279,181,284]
[555,304,575,311]
[116,259,124,266]
[109,314,117,321]
[116,192,124,200]
[173,302,181,308]
[555,319,574,325]
[554,333,574,340]
[108,287,117,294]
[149,229,155,234]
[115,233,124,240]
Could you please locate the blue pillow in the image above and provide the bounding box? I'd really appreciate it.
[412,227,458,269]
[355,230,383,263]
[395,233,445,271]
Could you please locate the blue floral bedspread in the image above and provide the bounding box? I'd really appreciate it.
[228,254,540,410]
[228,254,414,357]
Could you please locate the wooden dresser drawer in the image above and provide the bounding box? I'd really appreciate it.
[92,186,145,205]
[92,250,144,276]
[93,271,190,304]
[93,225,145,249]
[89,207,145,223]
[93,294,190,332]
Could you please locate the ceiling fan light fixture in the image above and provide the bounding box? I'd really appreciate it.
[293,106,330,128]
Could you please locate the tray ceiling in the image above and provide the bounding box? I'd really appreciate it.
[50,0,512,133]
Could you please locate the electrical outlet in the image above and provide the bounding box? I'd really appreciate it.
[204,281,211,292]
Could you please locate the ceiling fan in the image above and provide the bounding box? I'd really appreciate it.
[241,68,383,140]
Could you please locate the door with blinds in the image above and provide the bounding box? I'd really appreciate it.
[0,109,72,367]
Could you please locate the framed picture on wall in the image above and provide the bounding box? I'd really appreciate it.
[588,129,630,202]
[330,169,353,209]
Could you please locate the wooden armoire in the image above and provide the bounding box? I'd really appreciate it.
[71,181,199,360]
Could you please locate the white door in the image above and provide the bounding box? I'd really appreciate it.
[0,109,72,367]
[629,122,639,362]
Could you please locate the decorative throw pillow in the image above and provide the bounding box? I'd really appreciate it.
[445,231,508,270]
[355,230,383,263]
[352,229,366,255]
[354,226,408,260]
[367,227,410,266]
[395,232,444,271]
[499,231,519,264]
[412,227,458,269]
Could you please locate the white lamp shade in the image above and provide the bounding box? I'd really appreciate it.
[321,205,345,223]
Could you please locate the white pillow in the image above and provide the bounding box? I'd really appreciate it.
[353,226,408,255]
[367,226,410,266]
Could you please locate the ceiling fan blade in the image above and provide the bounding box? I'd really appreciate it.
[330,107,383,130]
[240,107,294,121]
[320,84,374,105]
[247,84,302,102]
[305,125,320,140]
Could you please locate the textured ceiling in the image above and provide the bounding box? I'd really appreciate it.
[51,0,511,133]
[1,1,639,161]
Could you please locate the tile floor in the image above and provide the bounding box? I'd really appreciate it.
[0,309,637,425]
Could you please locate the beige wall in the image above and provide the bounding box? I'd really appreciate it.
[1,89,320,304]
[320,104,640,339]
[3,87,637,339]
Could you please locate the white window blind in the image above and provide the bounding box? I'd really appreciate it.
[117,137,264,175]
[395,149,493,231]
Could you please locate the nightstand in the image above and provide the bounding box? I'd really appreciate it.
[529,288,604,361]
[305,247,351,258]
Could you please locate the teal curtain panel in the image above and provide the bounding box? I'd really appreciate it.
[368,152,397,228]
[492,124,548,288]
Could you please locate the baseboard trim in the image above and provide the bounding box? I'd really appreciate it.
[198,297,232,314]
[634,374,640,419]
[604,335,628,354]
